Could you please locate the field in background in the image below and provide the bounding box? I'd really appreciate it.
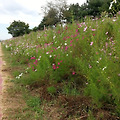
[1,13,120,119]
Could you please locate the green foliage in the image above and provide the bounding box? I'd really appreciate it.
[35,0,120,32]
[39,0,68,28]
[26,96,41,108]
[87,110,95,120]
[62,82,80,95]
[44,8,60,26]
[32,26,38,32]
[7,20,30,37]
[109,0,120,15]
[2,11,120,117]
[47,86,57,95]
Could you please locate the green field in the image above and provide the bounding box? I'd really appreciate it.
[2,13,120,119]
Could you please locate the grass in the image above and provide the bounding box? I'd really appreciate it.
[1,12,120,119]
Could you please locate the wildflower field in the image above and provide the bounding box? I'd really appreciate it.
[2,14,120,119]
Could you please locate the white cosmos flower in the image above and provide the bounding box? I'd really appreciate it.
[102,66,107,71]
[109,0,117,9]
[5,45,8,48]
[19,73,23,77]
[114,0,117,3]
[58,46,60,49]
[65,43,67,45]
[53,36,56,39]
[96,61,99,63]
[109,3,113,10]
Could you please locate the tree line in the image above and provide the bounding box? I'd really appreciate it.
[7,0,120,37]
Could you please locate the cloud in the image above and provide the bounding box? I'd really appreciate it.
[0,0,86,40]
[0,24,12,40]
[0,0,38,15]
[0,0,41,26]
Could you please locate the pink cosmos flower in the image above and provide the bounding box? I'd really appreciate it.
[76,29,78,33]
[91,29,96,31]
[65,46,68,51]
[89,64,92,68]
[58,62,60,65]
[53,64,56,69]
[61,46,63,49]
[70,40,73,43]
[106,32,108,35]
[90,42,93,46]
[84,26,87,32]
[105,42,108,47]
[69,44,72,47]
[96,52,98,55]
[74,34,77,37]
[72,72,75,75]
[79,25,82,28]
[31,57,35,59]
[67,36,70,39]
[60,60,62,63]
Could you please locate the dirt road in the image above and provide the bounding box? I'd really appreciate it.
[0,42,4,119]
[0,42,8,120]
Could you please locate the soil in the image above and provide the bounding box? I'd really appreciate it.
[0,42,9,120]
[0,42,4,120]
[0,43,26,120]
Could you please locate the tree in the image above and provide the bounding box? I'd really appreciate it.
[7,20,30,37]
[86,0,116,16]
[86,0,103,16]
[32,26,38,32]
[38,17,47,30]
[44,7,60,26]
[41,0,68,26]
[64,3,81,23]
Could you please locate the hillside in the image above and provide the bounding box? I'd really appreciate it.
[1,14,120,119]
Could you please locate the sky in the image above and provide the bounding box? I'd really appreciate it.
[0,0,86,40]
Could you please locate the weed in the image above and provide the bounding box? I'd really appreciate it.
[47,86,57,95]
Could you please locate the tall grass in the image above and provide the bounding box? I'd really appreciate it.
[2,13,120,115]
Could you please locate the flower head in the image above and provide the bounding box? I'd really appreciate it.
[72,72,75,75]
[90,42,93,46]
[84,26,87,32]
[109,0,117,10]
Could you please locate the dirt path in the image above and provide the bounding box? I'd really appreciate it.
[0,43,3,119]
[0,42,4,120]
[0,42,10,120]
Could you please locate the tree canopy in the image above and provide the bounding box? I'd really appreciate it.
[8,0,120,33]
[7,20,30,37]
[38,0,119,30]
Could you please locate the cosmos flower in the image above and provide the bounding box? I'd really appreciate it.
[109,0,117,10]
[90,42,93,46]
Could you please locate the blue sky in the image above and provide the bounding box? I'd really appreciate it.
[0,0,86,40]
